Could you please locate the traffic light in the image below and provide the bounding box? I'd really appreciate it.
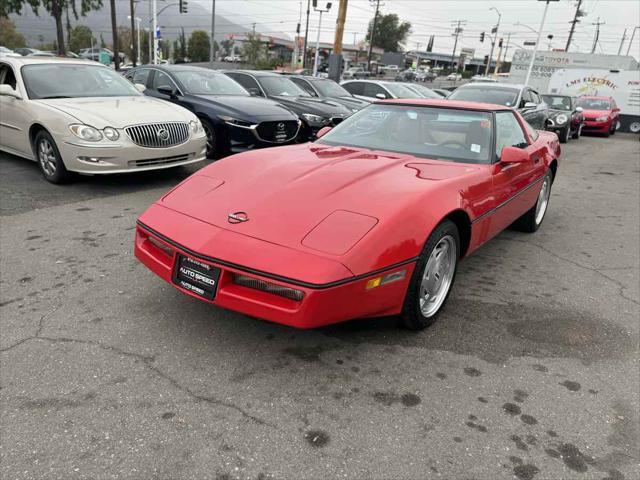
[498,38,503,48]
[179,0,188,14]
[480,32,485,42]
[483,55,489,65]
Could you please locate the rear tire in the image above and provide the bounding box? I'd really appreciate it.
[511,170,553,233]
[34,130,70,184]
[400,220,460,331]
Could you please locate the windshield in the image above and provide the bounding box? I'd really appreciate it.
[406,84,441,99]
[174,69,249,96]
[384,83,423,99]
[317,104,493,164]
[448,87,519,107]
[577,98,611,110]
[542,95,572,111]
[313,79,350,97]
[259,76,309,97]
[22,64,140,99]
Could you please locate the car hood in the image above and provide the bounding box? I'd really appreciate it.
[35,96,194,128]
[185,94,298,121]
[159,143,480,259]
[270,95,352,116]
[581,109,611,118]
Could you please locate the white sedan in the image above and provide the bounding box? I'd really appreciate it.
[0,57,207,183]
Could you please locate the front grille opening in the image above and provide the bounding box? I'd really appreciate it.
[233,274,304,302]
[128,154,190,167]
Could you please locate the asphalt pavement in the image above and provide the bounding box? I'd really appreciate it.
[1,133,639,480]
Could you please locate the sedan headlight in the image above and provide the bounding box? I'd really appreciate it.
[596,116,609,122]
[189,119,203,133]
[302,113,326,126]
[69,124,103,142]
[555,114,568,125]
[102,126,120,141]
[218,115,254,128]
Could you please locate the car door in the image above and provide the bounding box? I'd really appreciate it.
[488,111,544,237]
[0,63,32,157]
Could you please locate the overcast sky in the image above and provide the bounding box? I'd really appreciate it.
[198,0,640,59]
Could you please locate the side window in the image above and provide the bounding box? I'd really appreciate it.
[343,81,364,96]
[520,89,533,107]
[152,71,176,91]
[227,73,261,95]
[495,112,528,156]
[131,69,150,86]
[530,91,541,104]
[0,64,17,90]
[522,119,539,142]
[291,78,316,96]
[363,83,386,98]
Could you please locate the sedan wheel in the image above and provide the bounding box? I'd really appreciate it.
[534,173,552,226]
[34,131,70,184]
[572,123,582,140]
[560,125,570,144]
[511,170,553,233]
[202,120,216,159]
[400,219,460,330]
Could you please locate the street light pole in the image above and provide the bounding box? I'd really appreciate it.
[210,0,216,66]
[313,2,332,76]
[152,0,158,64]
[485,7,501,75]
[128,15,142,65]
[524,0,556,86]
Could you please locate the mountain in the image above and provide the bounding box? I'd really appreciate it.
[10,0,290,47]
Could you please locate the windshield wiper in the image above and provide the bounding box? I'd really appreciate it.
[38,95,71,99]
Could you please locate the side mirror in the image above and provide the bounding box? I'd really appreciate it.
[523,101,537,109]
[375,93,387,100]
[575,106,583,113]
[500,146,529,164]
[134,83,146,93]
[157,86,176,97]
[247,87,263,96]
[316,126,332,139]
[0,84,21,99]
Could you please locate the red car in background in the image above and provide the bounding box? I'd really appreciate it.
[578,96,620,137]
[135,99,561,330]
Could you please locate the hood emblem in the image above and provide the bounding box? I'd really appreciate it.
[156,128,170,141]
[228,211,249,224]
[277,122,285,130]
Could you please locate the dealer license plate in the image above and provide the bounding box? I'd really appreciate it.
[173,255,220,300]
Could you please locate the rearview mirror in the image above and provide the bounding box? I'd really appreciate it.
[0,84,21,99]
[157,86,176,97]
[134,83,146,93]
[500,146,529,164]
[575,106,583,113]
[316,126,332,139]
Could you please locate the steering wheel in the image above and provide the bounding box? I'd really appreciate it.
[439,141,468,150]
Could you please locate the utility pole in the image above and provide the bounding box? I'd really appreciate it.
[450,19,465,73]
[130,0,137,66]
[292,2,302,71]
[565,0,583,52]
[525,0,557,87]
[152,0,158,64]
[367,0,381,71]
[333,0,348,55]
[303,0,311,68]
[591,17,604,54]
[618,28,627,55]
[209,0,216,65]
[502,32,511,64]
[485,7,500,75]
[109,0,120,70]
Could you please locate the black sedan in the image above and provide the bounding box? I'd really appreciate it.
[447,83,550,130]
[541,94,584,143]
[124,65,301,158]
[223,70,353,141]
[287,75,371,113]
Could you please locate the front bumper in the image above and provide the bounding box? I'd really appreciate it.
[583,120,611,133]
[134,206,413,329]
[59,134,207,174]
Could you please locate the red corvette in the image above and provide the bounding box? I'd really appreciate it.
[135,99,560,330]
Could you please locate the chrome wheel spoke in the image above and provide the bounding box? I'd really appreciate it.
[419,235,456,318]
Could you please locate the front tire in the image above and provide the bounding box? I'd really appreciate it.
[400,220,460,330]
[34,130,70,184]
[511,170,553,233]
[572,123,582,139]
[559,125,570,144]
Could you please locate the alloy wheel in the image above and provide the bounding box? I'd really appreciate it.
[38,139,57,177]
[535,174,551,225]
[203,122,215,158]
[419,235,457,317]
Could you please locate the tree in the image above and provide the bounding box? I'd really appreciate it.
[220,38,233,57]
[188,30,210,62]
[0,17,26,49]
[68,24,92,53]
[242,32,267,67]
[2,1,103,56]
[366,13,411,52]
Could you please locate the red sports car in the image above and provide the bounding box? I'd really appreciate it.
[578,95,620,137]
[135,99,560,330]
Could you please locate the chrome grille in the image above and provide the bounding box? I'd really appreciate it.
[125,122,189,148]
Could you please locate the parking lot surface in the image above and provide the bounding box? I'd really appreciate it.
[1,134,638,480]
